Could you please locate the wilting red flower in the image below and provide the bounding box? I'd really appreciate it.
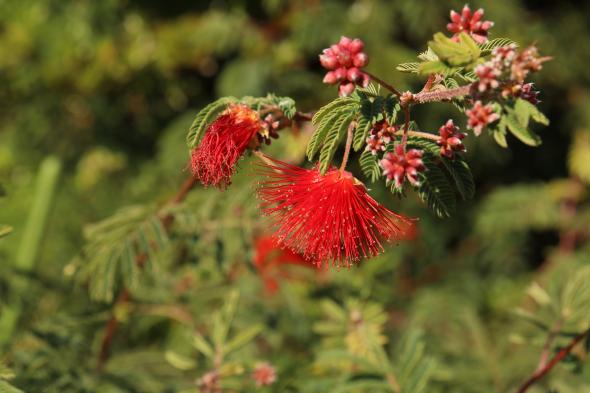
[466,101,499,136]
[437,119,466,159]
[365,120,397,155]
[380,145,425,188]
[256,156,413,267]
[253,235,314,294]
[190,105,262,188]
[320,36,370,97]
[447,5,493,44]
[252,362,277,387]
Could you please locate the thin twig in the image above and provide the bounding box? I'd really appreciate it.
[339,121,356,172]
[401,105,411,149]
[397,130,439,141]
[364,71,401,97]
[517,329,589,393]
[537,318,564,371]
[414,84,472,104]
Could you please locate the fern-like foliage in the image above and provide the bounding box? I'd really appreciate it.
[394,329,435,393]
[186,97,236,149]
[74,205,169,302]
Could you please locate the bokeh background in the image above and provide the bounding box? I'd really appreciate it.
[1,1,590,392]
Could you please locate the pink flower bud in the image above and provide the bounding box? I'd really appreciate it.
[319,54,338,70]
[349,38,364,53]
[353,52,369,68]
[323,71,338,85]
[339,82,356,97]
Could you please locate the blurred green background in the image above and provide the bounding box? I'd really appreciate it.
[1,1,590,392]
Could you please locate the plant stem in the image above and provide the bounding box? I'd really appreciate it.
[397,130,439,141]
[339,121,356,172]
[414,84,472,104]
[401,105,411,149]
[364,71,401,97]
[517,329,589,393]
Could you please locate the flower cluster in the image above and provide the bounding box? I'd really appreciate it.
[380,145,425,189]
[466,101,499,136]
[447,5,493,44]
[473,44,547,103]
[320,36,370,96]
[437,119,466,158]
[365,120,397,155]
[190,104,262,188]
[252,362,277,387]
[257,155,413,267]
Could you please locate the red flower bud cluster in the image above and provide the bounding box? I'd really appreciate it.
[380,145,425,188]
[447,5,494,44]
[320,36,370,97]
[437,119,466,158]
[465,101,499,136]
[365,120,397,155]
[257,114,281,145]
[473,44,546,104]
[252,362,277,387]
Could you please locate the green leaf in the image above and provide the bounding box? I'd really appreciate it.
[0,380,24,393]
[479,38,517,55]
[418,156,456,218]
[492,119,508,148]
[359,150,382,183]
[353,115,372,152]
[308,98,359,160]
[443,157,475,200]
[165,350,197,370]
[504,109,542,146]
[427,32,480,68]
[394,329,435,393]
[193,333,215,359]
[223,324,263,355]
[418,60,458,76]
[332,380,392,393]
[0,225,12,239]
[569,130,590,184]
[515,98,549,126]
[319,112,356,174]
[186,97,235,148]
[396,62,419,73]
[312,97,357,126]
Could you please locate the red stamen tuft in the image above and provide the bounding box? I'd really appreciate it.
[256,156,414,268]
[190,105,261,188]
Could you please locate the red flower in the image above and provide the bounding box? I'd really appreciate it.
[365,120,397,155]
[253,236,314,294]
[190,105,261,188]
[447,5,493,44]
[466,101,499,136]
[437,119,466,159]
[252,362,277,387]
[320,36,370,97]
[256,156,413,267]
[474,63,501,93]
[379,145,425,188]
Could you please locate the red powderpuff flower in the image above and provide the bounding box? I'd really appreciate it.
[190,105,262,188]
[447,5,493,44]
[252,362,277,387]
[256,156,413,267]
[253,236,315,294]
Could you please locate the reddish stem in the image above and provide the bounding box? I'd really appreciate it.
[339,122,356,172]
[364,71,401,97]
[414,84,472,104]
[517,329,589,393]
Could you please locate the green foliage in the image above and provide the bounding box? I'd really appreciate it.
[418,32,481,75]
[186,97,237,149]
[418,155,457,218]
[479,37,517,55]
[318,111,356,174]
[74,205,169,302]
